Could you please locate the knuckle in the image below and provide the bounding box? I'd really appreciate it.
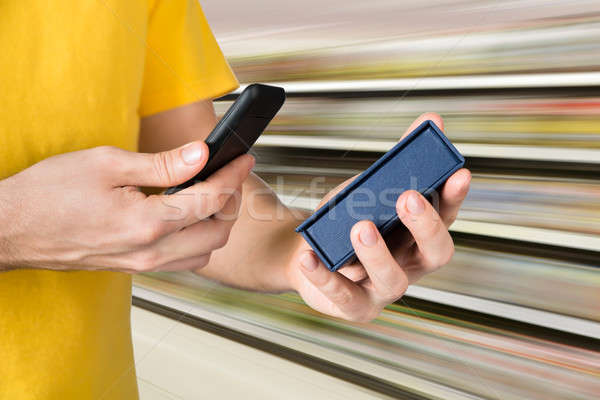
[424,218,444,238]
[426,242,455,271]
[92,146,119,166]
[196,196,216,218]
[93,145,118,156]
[152,151,174,185]
[201,191,230,217]
[388,278,408,301]
[193,199,210,219]
[213,191,230,212]
[132,249,161,272]
[234,162,251,183]
[213,223,231,249]
[331,286,354,306]
[214,203,240,223]
[161,196,191,222]
[197,182,219,209]
[204,180,225,197]
[135,221,163,245]
[309,269,330,287]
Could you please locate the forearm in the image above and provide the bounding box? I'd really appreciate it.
[196,173,309,292]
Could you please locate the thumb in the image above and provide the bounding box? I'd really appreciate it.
[116,141,209,187]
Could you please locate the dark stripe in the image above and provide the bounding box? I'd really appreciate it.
[252,146,600,180]
[400,295,600,351]
[132,296,428,400]
[218,87,600,100]
[452,231,600,269]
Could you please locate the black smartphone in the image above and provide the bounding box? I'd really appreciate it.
[165,83,286,195]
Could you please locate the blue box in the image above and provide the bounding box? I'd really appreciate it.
[295,120,465,272]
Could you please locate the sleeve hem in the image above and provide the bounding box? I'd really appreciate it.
[139,74,239,117]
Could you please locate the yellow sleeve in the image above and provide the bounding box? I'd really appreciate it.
[139,0,239,116]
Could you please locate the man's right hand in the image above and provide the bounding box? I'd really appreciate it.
[0,142,254,272]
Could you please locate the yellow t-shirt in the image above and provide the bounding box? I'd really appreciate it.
[0,1,238,399]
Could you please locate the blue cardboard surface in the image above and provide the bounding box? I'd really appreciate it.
[295,120,465,272]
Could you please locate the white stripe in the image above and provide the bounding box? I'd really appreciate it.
[451,220,600,252]
[235,73,600,93]
[256,135,600,164]
[132,284,600,348]
[277,194,600,252]
[404,286,600,339]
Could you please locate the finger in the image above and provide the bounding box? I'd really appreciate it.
[88,211,228,272]
[396,190,455,272]
[439,168,471,227]
[338,264,368,283]
[210,172,244,223]
[117,218,229,271]
[400,112,444,141]
[149,193,241,265]
[140,154,253,232]
[350,221,408,303]
[298,251,372,321]
[116,141,209,187]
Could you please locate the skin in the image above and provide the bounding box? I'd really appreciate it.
[141,101,472,322]
[0,99,470,322]
[0,134,255,272]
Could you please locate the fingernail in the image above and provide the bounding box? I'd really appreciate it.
[181,142,205,165]
[406,192,424,215]
[300,252,318,272]
[359,224,378,247]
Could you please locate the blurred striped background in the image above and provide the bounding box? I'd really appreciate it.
[133,1,600,399]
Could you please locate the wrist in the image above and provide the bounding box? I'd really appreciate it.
[247,208,309,293]
[247,205,310,293]
[259,224,301,293]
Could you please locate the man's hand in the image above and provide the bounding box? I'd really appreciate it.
[143,101,469,324]
[285,113,471,322]
[0,142,254,272]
